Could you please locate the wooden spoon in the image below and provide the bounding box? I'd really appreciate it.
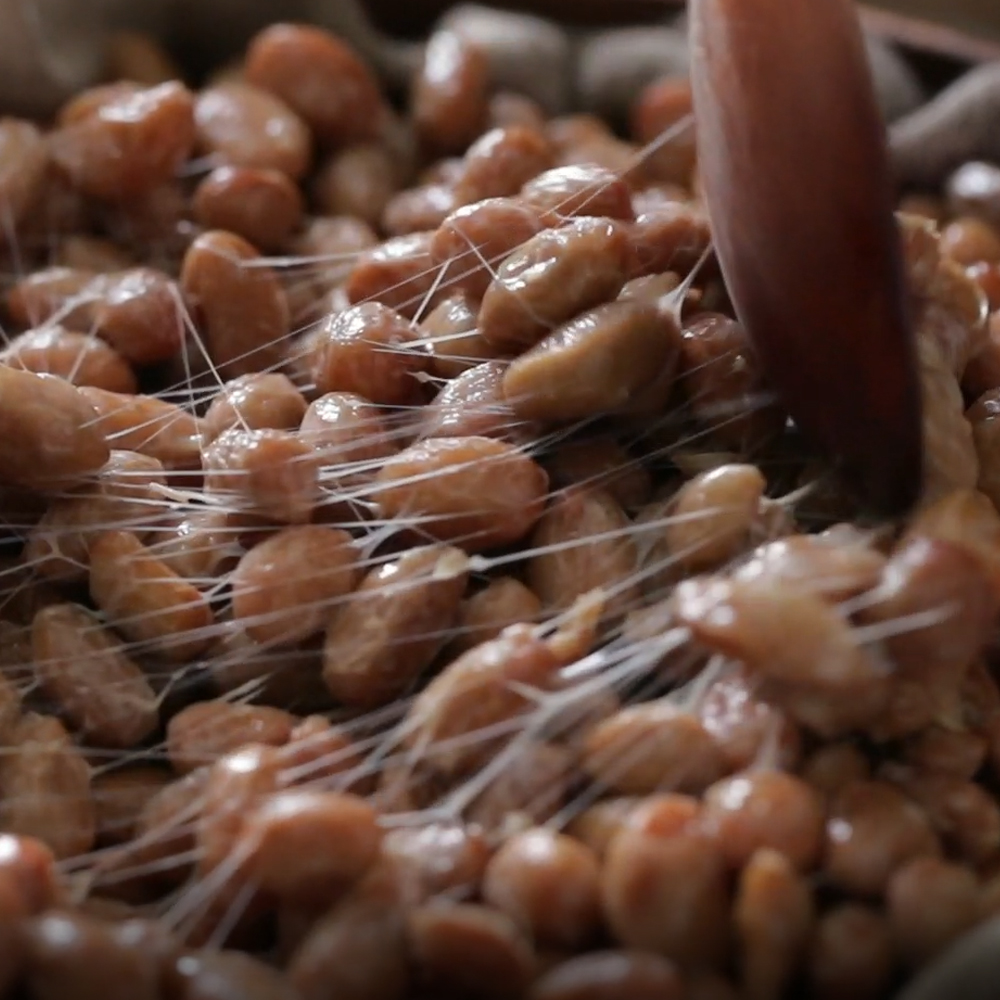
[689,0,923,516]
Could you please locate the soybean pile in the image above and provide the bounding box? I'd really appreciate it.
[0,17,999,1000]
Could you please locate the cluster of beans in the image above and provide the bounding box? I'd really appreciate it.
[0,15,1000,1000]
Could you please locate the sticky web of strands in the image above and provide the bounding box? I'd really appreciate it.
[5,121,772,876]
[0,74,978,970]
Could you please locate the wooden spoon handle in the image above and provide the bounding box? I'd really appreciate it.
[689,0,923,516]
